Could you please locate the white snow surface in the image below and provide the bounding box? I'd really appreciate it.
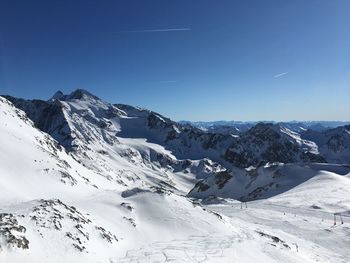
[1,96,350,262]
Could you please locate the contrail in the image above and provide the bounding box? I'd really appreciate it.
[153,80,178,83]
[273,72,288,78]
[124,28,191,33]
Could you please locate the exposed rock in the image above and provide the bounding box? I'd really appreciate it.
[0,213,29,250]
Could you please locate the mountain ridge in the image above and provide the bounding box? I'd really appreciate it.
[5,90,337,169]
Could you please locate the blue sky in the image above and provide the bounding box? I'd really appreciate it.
[0,0,349,121]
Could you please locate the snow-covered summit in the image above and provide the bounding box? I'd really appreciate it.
[50,89,101,102]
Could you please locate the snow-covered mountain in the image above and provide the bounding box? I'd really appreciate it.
[0,95,235,262]
[5,90,333,170]
[1,90,350,262]
[0,96,119,261]
[5,90,226,193]
[179,120,256,135]
[302,125,350,164]
[222,123,325,168]
[182,120,350,135]
[188,162,350,202]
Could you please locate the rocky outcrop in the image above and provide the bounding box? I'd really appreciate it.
[224,123,325,168]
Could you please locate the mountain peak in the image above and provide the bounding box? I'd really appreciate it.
[68,89,100,100]
[50,89,100,101]
[50,90,64,100]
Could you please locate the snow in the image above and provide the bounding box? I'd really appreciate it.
[206,169,350,262]
[1,93,350,263]
[0,96,234,262]
[189,163,350,202]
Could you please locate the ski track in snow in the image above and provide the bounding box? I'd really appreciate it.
[116,235,248,263]
[115,201,350,263]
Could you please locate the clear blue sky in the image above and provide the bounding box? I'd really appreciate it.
[0,0,349,121]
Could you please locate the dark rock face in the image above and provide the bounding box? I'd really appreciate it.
[191,181,210,192]
[146,112,182,142]
[66,89,94,100]
[327,134,344,152]
[147,113,168,129]
[224,148,256,168]
[223,123,326,168]
[324,126,350,158]
[301,152,326,163]
[51,90,64,100]
[215,171,233,189]
[4,96,74,149]
[0,213,29,250]
[188,169,232,194]
[249,123,282,142]
[302,124,350,163]
[51,89,100,101]
[256,231,291,249]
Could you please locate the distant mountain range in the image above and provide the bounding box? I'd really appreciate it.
[179,120,350,135]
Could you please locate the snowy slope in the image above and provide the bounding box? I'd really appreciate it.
[188,163,350,201]
[0,96,236,262]
[0,96,121,261]
[0,96,103,202]
[1,90,350,262]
